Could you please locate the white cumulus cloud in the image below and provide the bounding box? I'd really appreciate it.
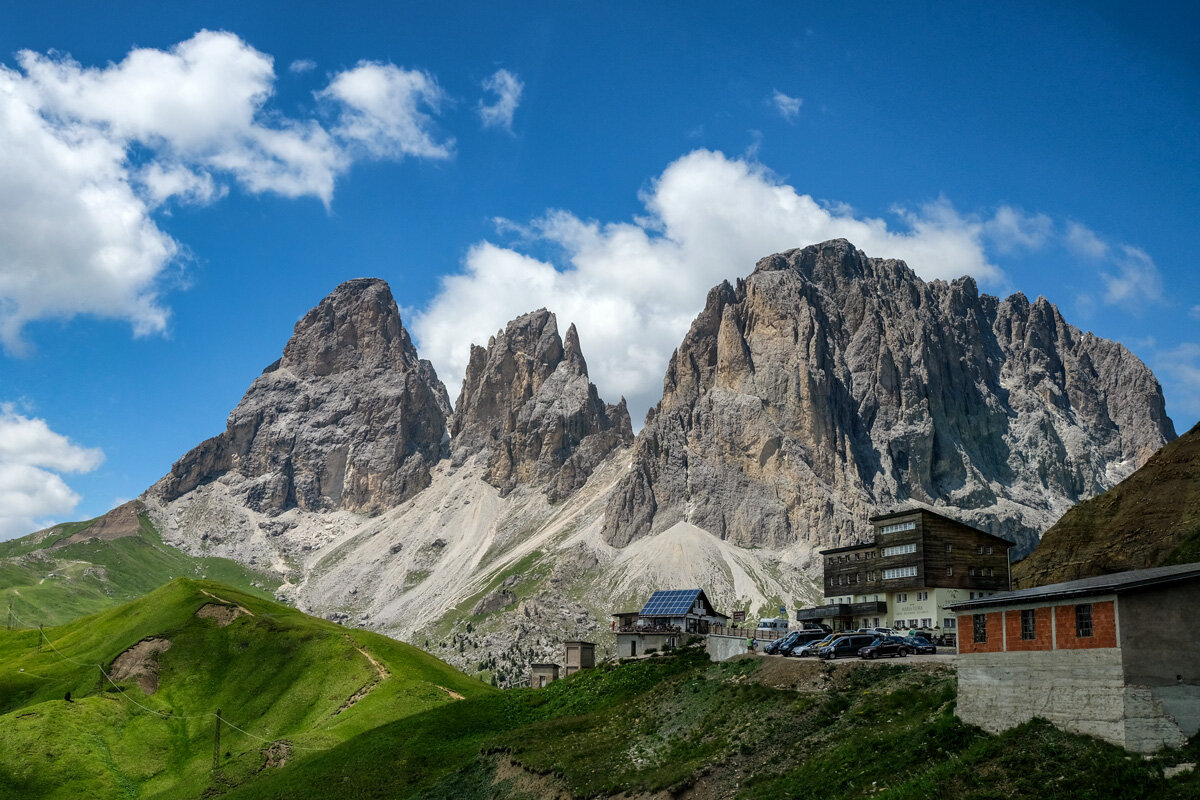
[0,30,453,351]
[478,69,523,132]
[1100,245,1165,309]
[772,90,802,121]
[0,404,103,539]
[414,149,1020,421]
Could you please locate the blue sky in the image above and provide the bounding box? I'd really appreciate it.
[0,1,1196,538]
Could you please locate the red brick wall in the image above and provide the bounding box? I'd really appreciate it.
[1003,607,1054,651]
[957,611,1004,653]
[1054,600,1116,649]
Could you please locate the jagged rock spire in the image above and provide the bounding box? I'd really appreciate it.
[451,309,633,500]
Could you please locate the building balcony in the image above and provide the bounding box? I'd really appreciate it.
[796,600,887,621]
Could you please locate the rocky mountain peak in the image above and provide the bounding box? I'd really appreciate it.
[451,309,633,500]
[272,277,422,378]
[149,279,451,514]
[604,239,1175,553]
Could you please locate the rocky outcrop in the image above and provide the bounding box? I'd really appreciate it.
[1012,422,1200,588]
[150,278,451,515]
[602,239,1176,555]
[450,309,633,501]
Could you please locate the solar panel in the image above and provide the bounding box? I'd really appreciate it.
[639,589,702,617]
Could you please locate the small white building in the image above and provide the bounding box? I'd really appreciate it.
[612,589,729,658]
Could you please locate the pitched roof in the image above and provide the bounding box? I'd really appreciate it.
[637,588,727,618]
[946,562,1200,611]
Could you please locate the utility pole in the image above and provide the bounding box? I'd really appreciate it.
[212,708,222,772]
[36,624,43,653]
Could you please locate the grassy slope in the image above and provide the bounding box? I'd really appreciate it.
[220,648,1200,800]
[0,513,279,627]
[0,579,491,799]
[1013,421,1200,588]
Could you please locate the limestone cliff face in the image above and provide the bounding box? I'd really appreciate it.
[1012,422,1200,588]
[450,309,633,501]
[602,239,1176,554]
[150,278,452,514]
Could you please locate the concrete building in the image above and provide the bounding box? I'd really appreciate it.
[563,641,595,676]
[950,562,1200,753]
[613,588,729,658]
[530,663,560,688]
[797,508,1014,638]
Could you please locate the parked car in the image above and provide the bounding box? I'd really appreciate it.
[778,631,827,656]
[904,635,937,655]
[857,636,911,659]
[818,634,878,660]
[792,634,840,657]
[764,631,801,655]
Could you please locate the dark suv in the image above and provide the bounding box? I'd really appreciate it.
[857,636,911,659]
[817,634,877,660]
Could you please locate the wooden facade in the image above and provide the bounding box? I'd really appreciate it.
[822,508,1013,595]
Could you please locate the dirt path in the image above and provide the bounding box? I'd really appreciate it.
[437,686,465,701]
[355,646,389,681]
[200,589,255,617]
[332,644,390,716]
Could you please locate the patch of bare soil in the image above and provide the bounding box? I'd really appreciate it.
[53,500,144,548]
[200,590,255,617]
[261,741,291,770]
[109,637,172,694]
[437,685,465,701]
[195,603,247,627]
[491,756,574,799]
[735,653,955,693]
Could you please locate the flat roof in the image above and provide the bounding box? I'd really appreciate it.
[946,562,1200,611]
[819,541,875,555]
[562,640,596,646]
[530,663,561,669]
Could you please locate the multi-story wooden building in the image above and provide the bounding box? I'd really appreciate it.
[797,508,1014,636]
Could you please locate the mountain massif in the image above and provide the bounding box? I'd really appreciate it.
[604,241,1173,556]
[138,240,1175,682]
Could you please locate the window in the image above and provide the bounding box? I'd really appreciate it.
[945,544,953,553]
[897,592,908,603]
[977,546,984,555]
[1020,609,1036,640]
[973,614,987,643]
[1075,604,1093,638]
[968,567,976,577]
[917,591,928,601]
[881,543,917,557]
[882,566,918,580]
[986,546,993,555]
[943,617,957,629]
[946,567,954,576]
[921,618,931,628]
[880,521,917,534]
[969,592,975,600]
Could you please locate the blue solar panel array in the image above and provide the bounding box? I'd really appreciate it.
[639,589,702,617]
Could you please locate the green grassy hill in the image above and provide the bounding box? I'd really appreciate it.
[3,591,1197,799]
[0,578,491,799]
[0,502,278,627]
[222,648,1198,800]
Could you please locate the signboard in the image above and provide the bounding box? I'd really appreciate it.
[732,610,746,622]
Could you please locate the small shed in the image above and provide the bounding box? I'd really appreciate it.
[530,663,560,688]
[563,641,595,676]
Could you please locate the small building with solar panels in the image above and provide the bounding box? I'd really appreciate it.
[612,588,729,658]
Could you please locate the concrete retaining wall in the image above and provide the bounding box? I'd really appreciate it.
[706,634,749,662]
[956,649,1127,746]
